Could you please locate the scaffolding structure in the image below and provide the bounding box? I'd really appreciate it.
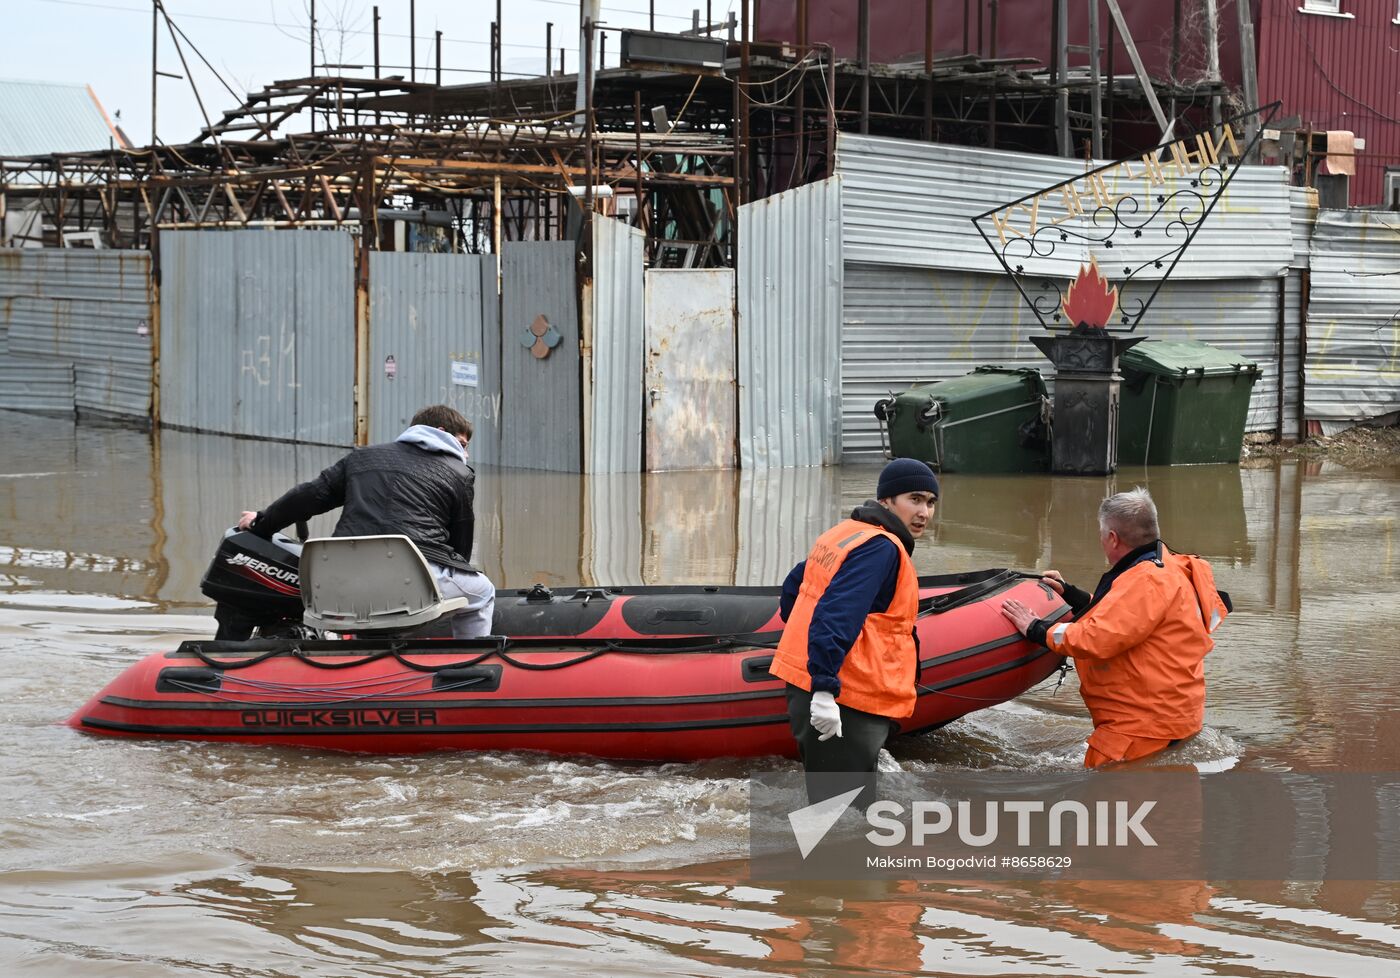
[0,2,1231,263]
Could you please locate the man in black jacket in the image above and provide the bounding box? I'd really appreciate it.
[238,404,495,637]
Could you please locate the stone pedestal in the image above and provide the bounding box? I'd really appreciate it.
[1032,329,1144,476]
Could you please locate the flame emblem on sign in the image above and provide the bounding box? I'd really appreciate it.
[1061,257,1119,329]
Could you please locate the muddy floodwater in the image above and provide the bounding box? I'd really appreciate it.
[1,411,1398,977]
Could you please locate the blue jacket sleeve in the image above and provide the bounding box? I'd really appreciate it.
[779,561,806,623]
[806,537,901,695]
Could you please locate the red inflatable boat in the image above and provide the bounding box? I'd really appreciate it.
[69,570,1068,761]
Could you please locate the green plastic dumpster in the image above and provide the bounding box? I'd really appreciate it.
[1117,340,1261,465]
[875,366,1049,473]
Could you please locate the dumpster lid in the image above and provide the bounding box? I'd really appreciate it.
[1120,340,1260,378]
[904,365,1046,399]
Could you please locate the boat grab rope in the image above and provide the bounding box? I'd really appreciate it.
[183,636,760,676]
[915,649,1072,703]
[179,573,1064,675]
[919,570,1049,616]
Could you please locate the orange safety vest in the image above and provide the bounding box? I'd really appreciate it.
[1043,547,1228,756]
[769,518,921,719]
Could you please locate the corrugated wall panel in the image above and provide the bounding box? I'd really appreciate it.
[0,358,74,415]
[0,249,151,419]
[1257,3,1400,206]
[500,242,580,471]
[1290,187,1317,270]
[291,233,356,446]
[158,231,354,445]
[835,133,1293,281]
[1305,211,1400,422]
[737,176,843,468]
[477,261,502,468]
[368,252,496,461]
[842,266,1291,461]
[1282,271,1304,442]
[588,216,644,473]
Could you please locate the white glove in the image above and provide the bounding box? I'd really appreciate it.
[810,691,843,742]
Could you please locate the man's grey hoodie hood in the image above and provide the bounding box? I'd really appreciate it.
[396,424,467,464]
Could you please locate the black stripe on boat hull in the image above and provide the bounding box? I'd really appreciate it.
[78,713,793,737]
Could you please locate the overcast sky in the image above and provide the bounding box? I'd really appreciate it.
[9,0,739,145]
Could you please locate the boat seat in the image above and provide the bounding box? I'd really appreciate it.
[300,535,467,633]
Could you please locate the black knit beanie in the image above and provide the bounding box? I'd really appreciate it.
[877,458,940,500]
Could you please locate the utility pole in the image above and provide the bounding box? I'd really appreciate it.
[1088,0,1103,158]
[310,0,316,78]
[576,0,602,128]
[1054,0,1069,156]
[150,0,158,144]
[1204,0,1221,129]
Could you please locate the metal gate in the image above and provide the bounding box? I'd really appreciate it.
[643,268,736,471]
[367,252,499,463]
[159,230,355,445]
[500,242,580,471]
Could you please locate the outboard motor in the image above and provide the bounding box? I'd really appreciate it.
[200,526,311,640]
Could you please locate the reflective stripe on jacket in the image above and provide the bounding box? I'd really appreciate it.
[1045,546,1227,748]
[769,518,921,719]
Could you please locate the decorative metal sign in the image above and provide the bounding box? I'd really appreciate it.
[520,314,562,359]
[972,103,1279,333]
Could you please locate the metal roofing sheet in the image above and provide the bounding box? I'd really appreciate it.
[1304,210,1400,423]
[368,251,497,464]
[737,176,843,468]
[1290,187,1318,270]
[158,230,354,445]
[0,249,151,419]
[588,216,645,473]
[499,241,580,471]
[835,133,1294,282]
[0,358,74,415]
[0,79,119,155]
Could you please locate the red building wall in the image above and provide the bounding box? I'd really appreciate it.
[755,1,1244,91]
[1256,0,1400,206]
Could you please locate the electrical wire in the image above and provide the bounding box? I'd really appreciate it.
[1288,11,1400,127]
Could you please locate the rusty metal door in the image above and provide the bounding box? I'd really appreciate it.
[643,268,736,471]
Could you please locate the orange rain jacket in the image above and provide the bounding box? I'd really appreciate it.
[769,519,921,719]
[1033,543,1228,761]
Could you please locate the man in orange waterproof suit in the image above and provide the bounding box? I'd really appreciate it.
[1001,487,1230,768]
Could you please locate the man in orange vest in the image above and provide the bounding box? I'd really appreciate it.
[769,459,938,802]
[1001,487,1230,768]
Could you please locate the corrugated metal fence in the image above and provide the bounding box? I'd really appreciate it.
[737,176,844,468]
[159,230,356,445]
[834,134,1304,461]
[1306,210,1400,423]
[499,241,581,471]
[0,249,152,419]
[836,133,1294,280]
[367,252,499,462]
[841,266,1300,460]
[588,216,645,473]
